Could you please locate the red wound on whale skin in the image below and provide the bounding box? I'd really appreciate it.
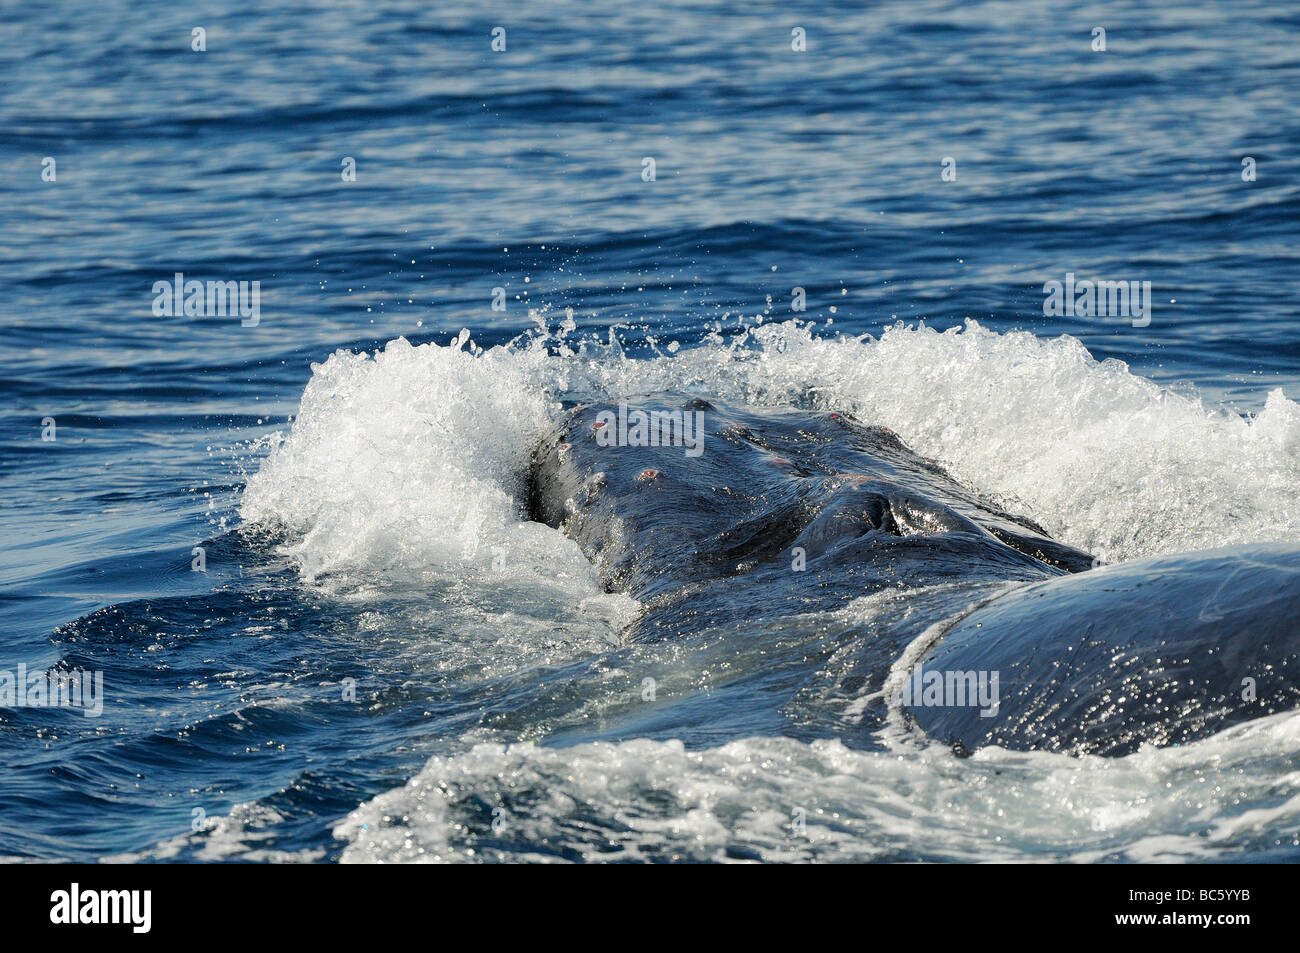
[592,421,606,430]
[558,442,571,453]
[637,469,660,482]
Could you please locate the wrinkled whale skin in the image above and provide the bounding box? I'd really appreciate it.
[530,393,1091,635]
[529,392,1300,756]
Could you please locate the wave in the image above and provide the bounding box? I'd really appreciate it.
[335,710,1300,863]
[240,318,1300,584]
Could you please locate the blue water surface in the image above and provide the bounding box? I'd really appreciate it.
[1,0,1298,861]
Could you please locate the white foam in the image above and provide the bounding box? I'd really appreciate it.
[820,320,1300,562]
[239,332,570,586]
[110,803,325,864]
[335,709,1300,863]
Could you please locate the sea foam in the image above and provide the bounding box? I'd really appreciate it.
[241,319,1300,580]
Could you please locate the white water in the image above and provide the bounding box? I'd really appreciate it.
[336,711,1300,863]
[242,319,1300,580]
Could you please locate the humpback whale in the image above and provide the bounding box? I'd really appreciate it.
[530,393,1300,757]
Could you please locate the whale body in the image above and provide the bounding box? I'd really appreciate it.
[529,393,1300,756]
[906,544,1300,755]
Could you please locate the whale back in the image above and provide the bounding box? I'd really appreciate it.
[904,544,1300,756]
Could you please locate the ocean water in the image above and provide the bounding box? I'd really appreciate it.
[2,0,1300,862]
